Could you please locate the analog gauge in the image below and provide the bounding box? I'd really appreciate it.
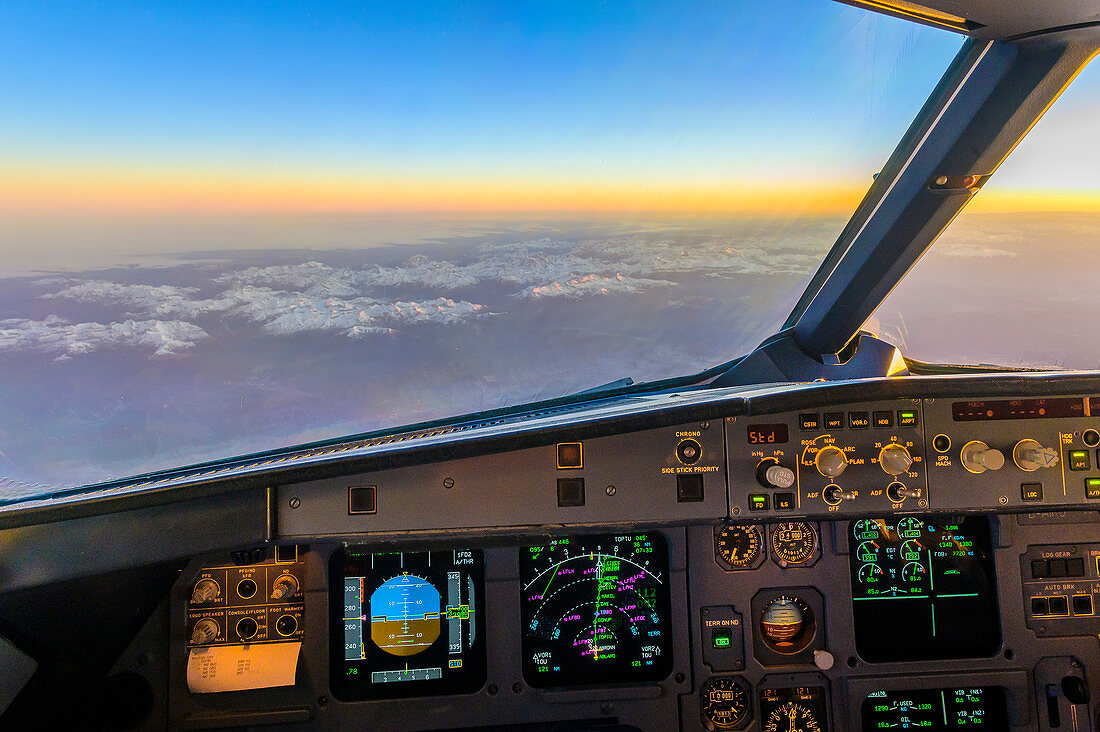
[700,676,750,730]
[858,563,884,584]
[760,686,828,732]
[763,702,824,732]
[716,524,763,569]
[759,595,816,654]
[900,539,924,561]
[852,519,883,541]
[901,561,927,583]
[854,541,879,563]
[770,522,818,566]
[897,517,925,538]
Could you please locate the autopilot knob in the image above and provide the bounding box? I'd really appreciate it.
[815,445,848,478]
[757,459,795,489]
[271,574,299,601]
[1013,439,1060,471]
[960,440,1005,474]
[878,444,913,476]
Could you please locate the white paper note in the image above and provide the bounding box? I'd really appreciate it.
[186,641,301,694]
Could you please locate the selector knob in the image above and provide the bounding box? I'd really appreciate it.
[878,444,914,476]
[757,459,795,489]
[1013,439,1059,471]
[815,445,848,478]
[191,618,220,645]
[960,440,1005,474]
[191,579,220,605]
[271,574,299,601]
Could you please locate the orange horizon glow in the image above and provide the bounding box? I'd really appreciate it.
[3,168,1099,217]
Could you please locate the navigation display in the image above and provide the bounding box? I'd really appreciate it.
[520,532,673,688]
[862,687,1009,729]
[848,517,1000,662]
[329,547,486,700]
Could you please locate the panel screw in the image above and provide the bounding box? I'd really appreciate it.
[700,421,710,430]
[606,485,616,496]
[999,495,1008,505]
[512,682,522,694]
[732,506,742,516]
[289,497,301,509]
[918,499,928,508]
[443,477,455,489]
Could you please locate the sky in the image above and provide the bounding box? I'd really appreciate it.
[0,1,1096,264]
[0,1,967,219]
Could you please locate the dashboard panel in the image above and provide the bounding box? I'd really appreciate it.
[8,374,1100,730]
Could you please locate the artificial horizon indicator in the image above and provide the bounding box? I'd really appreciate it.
[329,548,486,700]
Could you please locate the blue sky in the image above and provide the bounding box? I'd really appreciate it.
[0,0,967,203]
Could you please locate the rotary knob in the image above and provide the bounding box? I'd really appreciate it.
[878,444,913,476]
[1013,439,1059,471]
[815,445,848,478]
[191,579,220,605]
[191,618,220,645]
[757,459,795,488]
[960,440,1005,474]
[271,574,299,601]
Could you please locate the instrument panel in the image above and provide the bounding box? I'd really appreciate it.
[165,378,1100,730]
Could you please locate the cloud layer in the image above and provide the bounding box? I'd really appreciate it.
[4,231,824,358]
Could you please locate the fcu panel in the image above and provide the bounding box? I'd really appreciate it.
[728,395,1100,519]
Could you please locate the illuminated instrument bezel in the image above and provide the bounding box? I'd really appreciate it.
[715,523,765,570]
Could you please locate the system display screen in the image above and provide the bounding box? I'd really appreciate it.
[520,532,673,688]
[848,517,1000,662]
[329,547,486,700]
[862,687,1009,729]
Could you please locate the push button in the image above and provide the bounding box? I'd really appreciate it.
[1048,595,1069,616]
[676,475,704,503]
[348,485,377,514]
[799,413,821,431]
[557,478,585,507]
[774,492,795,511]
[1021,482,1043,502]
[848,412,869,429]
[1087,477,1100,499]
[1068,450,1091,471]
[873,411,893,428]
[748,494,769,511]
[1032,559,1049,578]
[556,442,583,469]
[1073,594,1094,615]
[711,628,732,648]
[824,412,844,430]
[1067,557,1085,576]
[1031,596,1050,615]
[1048,559,1068,578]
[897,409,920,427]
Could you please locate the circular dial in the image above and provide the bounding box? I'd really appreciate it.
[878,443,913,475]
[521,533,672,687]
[763,702,823,732]
[770,522,817,565]
[716,524,763,569]
[758,595,816,654]
[814,445,848,477]
[700,677,750,729]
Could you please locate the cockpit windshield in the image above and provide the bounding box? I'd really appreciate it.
[0,1,962,492]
